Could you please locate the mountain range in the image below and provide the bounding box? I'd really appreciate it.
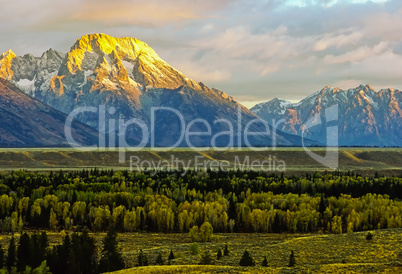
[0,33,310,148]
[251,85,402,147]
[0,33,400,148]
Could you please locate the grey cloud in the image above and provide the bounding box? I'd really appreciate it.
[1,0,401,105]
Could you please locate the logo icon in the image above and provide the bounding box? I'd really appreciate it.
[302,104,338,169]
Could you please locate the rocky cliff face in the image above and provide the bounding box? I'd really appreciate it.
[252,85,402,146]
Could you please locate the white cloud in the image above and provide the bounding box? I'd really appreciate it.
[314,30,363,51]
[323,42,390,64]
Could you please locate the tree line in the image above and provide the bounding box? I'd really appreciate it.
[0,229,124,274]
[0,170,401,234]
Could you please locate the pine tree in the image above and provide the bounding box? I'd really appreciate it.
[156,252,164,265]
[217,248,222,260]
[0,243,4,269]
[70,230,98,274]
[366,232,373,240]
[99,229,125,272]
[137,250,143,266]
[59,233,72,274]
[141,252,149,266]
[17,232,31,271]
[82,230,99,273]
[261,256,268,267]
[288,250,295,267]
[29,232,48,269]
[39,232,49,263]
[168,249,175,260]
[46,246,60,274]
[239,249,255,266]
[224,244,229,256]
[137,250,148,266]
[30,232,41,269]
[6,236,16,272]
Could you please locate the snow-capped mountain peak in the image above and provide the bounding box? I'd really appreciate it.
[0,34,310,147]
[251,85,401,146]
[61,33,201,91]
[252,97,293,115]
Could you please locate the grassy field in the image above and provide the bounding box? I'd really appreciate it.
[2,229,401,273]
[0,147,401,176]
[111,229,402,273]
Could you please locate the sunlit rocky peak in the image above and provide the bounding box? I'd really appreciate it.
[0,49,16,80]
[65,33,200,90]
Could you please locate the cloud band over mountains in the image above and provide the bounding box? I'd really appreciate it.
[1,0,402,106]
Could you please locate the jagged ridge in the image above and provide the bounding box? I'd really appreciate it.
[252,85,402,146]
[0,33,312,147]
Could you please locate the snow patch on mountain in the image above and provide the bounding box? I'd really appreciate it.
[293,91,319,108]
[80,70,93,88]
[16,77,35,93]
[121,61,133,75]
[364,93,378,109]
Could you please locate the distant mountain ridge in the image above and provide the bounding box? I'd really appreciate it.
[0,33,313,147]
[0,78,98,147]
[251,85,402,147]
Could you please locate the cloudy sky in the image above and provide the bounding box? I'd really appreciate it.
[1,0,402,107]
